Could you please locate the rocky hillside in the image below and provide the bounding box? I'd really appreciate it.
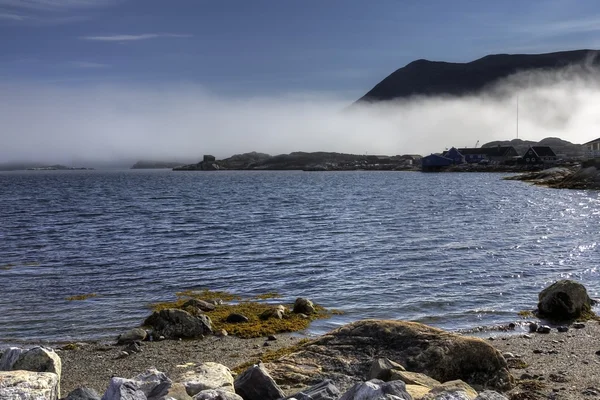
[482,137,585,158]
[357,49,600,102]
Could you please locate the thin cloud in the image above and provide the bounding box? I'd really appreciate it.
[0,12,24,20]
[521,16,600,36]
[70,61,110,68]
[81,33,192,42]
[0,0,114,10]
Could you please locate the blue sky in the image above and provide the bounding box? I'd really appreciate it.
[3,0,600,99]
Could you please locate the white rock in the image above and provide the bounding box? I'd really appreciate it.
[192,389,243,400]
[339,379,412,400]
[12,346,62,397]
[0,370,60,400]
[182,362,234,396]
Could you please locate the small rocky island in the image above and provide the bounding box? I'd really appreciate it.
[505,159,600,190]
[1,280,599,400]
[173,152,421,171]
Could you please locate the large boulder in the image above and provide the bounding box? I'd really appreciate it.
[102,368,172,400]
[292,298,316,315]
[181,362,234,396]
[144,309,212,339]
[0,370,59,400]
[233,363,285,400]
[266,320,513,393]
[13,347,62,397]
[339,379,412,400]
[537,280,593,320]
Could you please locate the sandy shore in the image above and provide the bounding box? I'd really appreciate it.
[6,321,600,399]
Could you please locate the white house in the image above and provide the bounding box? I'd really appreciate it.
[583,137,600,159]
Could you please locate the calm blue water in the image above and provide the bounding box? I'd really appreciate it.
[1,170,599,344]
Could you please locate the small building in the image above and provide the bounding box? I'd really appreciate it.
[421,154,453,171]
[583,137,600,159]
[441,147,465,164]
[457,146,519,164]
[522,146,557,164]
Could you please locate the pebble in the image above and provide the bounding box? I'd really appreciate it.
[533,349,544,354]
[557,326,569,333]
[521,373,534,380]
[263,342,271,347]
[522,334,532,339]
[115,351,129,359]
[502,352,515,359]
[529,322,539,333]
[267,335,277,341]
[573,322,586,329]
[595,350,600,356]
[537,325,551,334]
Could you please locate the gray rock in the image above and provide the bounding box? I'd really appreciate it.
[537,280,593,320]
[143,309,211,339]
[284,380,340,400]
[293,298,316,315]
[64,387,102,400]
[192,389,243,400]
[181,362,234,396]
[101,368,172,400]
[528,323,538,333]
[225,313,248,323]
[233,363,285,400]
[368,358,406,381]
[117,328,147,344]
[125,342,142,354]
[573,322,586,329]
[13,347,62,397]
[0,347,24,371]
[182,299,216,312]
[422,391,471,400]
[474,391,509,400]
[536,325,551,334]
[260,307,284,321]
[0,370,59,400]
[557,326,569,333]
[339,379,412,400]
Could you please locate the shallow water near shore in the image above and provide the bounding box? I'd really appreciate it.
[1,169,599,345]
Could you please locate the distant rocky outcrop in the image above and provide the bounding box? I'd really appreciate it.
[357,49,600,102]
[217,152,272,169]
[131,160,186,169]
[482,137,584,158]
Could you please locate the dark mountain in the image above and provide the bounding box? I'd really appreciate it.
[482,137,584,158]
[357,50,600,102]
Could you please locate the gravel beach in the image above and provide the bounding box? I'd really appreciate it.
[43,320,600,399]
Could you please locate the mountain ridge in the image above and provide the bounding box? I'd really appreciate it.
[357,49,600,102]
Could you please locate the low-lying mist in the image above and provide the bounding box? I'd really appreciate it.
[2,65,600,166]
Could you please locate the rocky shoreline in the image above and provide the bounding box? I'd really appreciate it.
[504,160,600,190]
[1,280,599,400]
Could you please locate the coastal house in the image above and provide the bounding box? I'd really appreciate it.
[421,154,453,171]
[522,146,557,164]
[441,147,465,164]
[457,146,519,164]
[583,137,600,159]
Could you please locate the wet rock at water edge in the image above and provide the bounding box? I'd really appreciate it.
[182,299,216,312]
[536,325,551,334]
[528,323,538,333]
[143,308,212,339]
[233,363,285,400]
[537,280,594,320]
[260,305,286,320]
[116,328,147,344]
[225,313,249,323]
[293,298,316,315]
